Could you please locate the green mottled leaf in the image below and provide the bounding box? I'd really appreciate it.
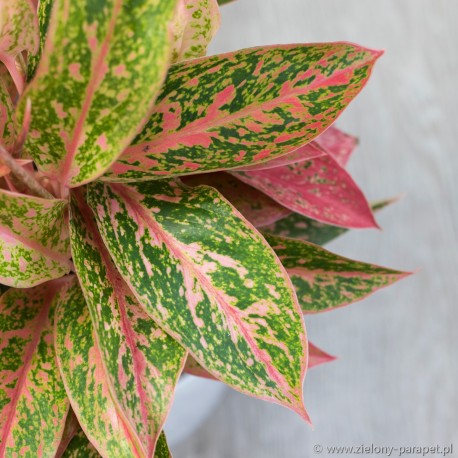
[183,172,291,227]
[0,280,70,456]
[61,428,100,458]
[105,43,381,182]
[264,234,409,313]
[69,191,186,456]
[261,198,396,245]
[55,278,143,457]
[154,432,172,458]
[171,0,220,62]
[27,0,54,81]
[87,180,310,420]
[18,0,179,187]
[217,0,235,5]
[0,0,39,92]
[0,75,16,148]
[0,189,71,287]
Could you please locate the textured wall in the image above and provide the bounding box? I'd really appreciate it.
[174,1,458,456]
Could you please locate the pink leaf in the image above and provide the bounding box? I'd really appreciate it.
[315,125,358,167]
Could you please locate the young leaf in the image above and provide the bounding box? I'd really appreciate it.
[55,278,145,457]
[308,342,336,368]
[264,233,409,313]
[104,43,381,182]
[233,154,378,229]
[0,189,71,287]
[0,76,16,148]
[18,0,180,187]
[260,198,397,245]
[171,0,221,63]
[0,0,39,93]
[69,191,187,457]
[314,126,358,167]
[0,280,70,457]
[182,172,291,227]
[87,180,310,421]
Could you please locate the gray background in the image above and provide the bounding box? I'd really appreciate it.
[174,1,458,456]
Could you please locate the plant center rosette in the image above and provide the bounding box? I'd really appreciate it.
[0,0,409,456]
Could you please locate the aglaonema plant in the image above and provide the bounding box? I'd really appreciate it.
[0,0,409,456]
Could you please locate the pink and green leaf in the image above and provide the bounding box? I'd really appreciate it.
[0,75,16,148]
[0,0,39,93]
[308,342,336,368]
[18,0,180,187]
[0,280,70,457]
[171,0,221,63]
[182,172,291,227]
[0,189,71,287]
[264,233,409,313]
[233,154,378,229]
[61,428,100,458]
[69,191,187,457]
[104,43,381,182]
[314,126,358,167]
[87,180,310,421]
[260,198,397,245]
[54,278,145,457]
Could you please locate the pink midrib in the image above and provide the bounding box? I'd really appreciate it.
[0,287,56,454]
[59,0,123,186]
[112,184,298,403]
[127,54,375,153]
[76,193,154,457]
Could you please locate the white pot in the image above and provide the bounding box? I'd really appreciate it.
[164,375,226,447]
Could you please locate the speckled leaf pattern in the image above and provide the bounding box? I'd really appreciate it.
[308,342,336,368]
[26,0,54,81]
[69,192,186,457]
[0,280,70,457]
[183,172,291,227]
[87,180,310,421]
[0,189,71,287]
[234,154,378,229]
[264,234,409,313]
[105,43,381,181]
[55,278,144,457]
[0,0,39,92]
[171,0,220,62]
[260,198,396,245]
[61,428,100,458]
[56,409,81,457]
[0,76,16,148]
[315,125,358,167]
[18,0,179,187]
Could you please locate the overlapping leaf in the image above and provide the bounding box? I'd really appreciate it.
[87,180,310,420]
[264,234,409,313]
[234,154,378,229]
[0,75,16,148]
[171,0,220,63]
[183,172,291,226]
[55,279,146,457]
[18,0,180,187]
[105,43,381,181]
[61,428,100,458]
[314,126,358,167]
[0,188,71,287]
[0,280,70,457]
[261,198,396,245]
[69,191,186,457]
[0,0,39,92]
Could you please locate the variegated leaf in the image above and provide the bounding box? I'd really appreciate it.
[87,180,310,421]
[0,280,70,456]
[315,125,358,167]
[27,0,54,81]
[0,0,39,93]
[217,0,235,4]
[55,278,144,457]
[69,191,186,457]
[182,172,291,227]
[264,233,409,313]
[233,154,378,229]
[105,43,381,182]
[61,428,100,458]
[0,188,71,287]
[56,409,82,458]
[260,198,396,245]
[171,0,220,63]
[18,0,180,187]
[308,342,336,368]
[0,75,16,148]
